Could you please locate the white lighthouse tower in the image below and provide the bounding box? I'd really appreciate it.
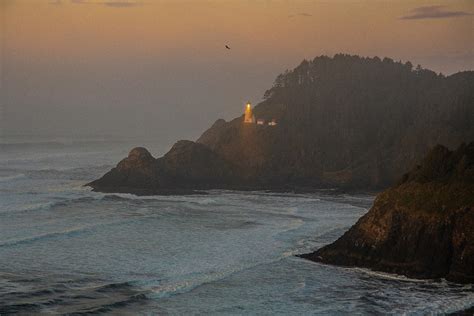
[244,102,255,123]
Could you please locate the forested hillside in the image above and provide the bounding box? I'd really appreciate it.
[198,54,474,188]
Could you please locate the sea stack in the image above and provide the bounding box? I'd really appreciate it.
[299,142,474,283]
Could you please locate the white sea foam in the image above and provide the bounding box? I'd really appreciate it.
[1,141,472,315]
[0,219,129,248]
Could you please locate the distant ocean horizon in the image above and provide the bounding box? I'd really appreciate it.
[1,138,473,314]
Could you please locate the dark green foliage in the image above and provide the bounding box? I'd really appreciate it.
[400,142,474,184]
[253,54,474,188]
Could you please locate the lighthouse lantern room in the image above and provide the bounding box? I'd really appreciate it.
[244,102,255,123]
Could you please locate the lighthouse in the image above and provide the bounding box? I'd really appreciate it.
[244,102,255,123]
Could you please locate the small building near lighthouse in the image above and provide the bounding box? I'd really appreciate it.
[268,119,277,126]
[243,101,277,126]
[244,102,255,123]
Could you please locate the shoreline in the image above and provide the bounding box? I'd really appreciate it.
[87,183,381,197]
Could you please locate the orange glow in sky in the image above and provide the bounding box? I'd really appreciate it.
[1,0,472,138]
[3,0,473,72]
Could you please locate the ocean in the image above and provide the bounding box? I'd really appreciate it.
[1,137,473,315]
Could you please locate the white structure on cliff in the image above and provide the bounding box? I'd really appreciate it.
[244,102,255,123]
[243,101,277,126]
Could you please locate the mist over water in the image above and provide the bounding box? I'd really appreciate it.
[0,138,473,314]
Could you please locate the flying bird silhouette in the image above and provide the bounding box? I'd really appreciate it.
[225,45,231,50]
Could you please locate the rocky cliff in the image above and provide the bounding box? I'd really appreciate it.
[88,54,474,193]
[299,142,474,283]
[87,141,241,195]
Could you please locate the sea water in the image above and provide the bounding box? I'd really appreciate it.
[1,137,473,315]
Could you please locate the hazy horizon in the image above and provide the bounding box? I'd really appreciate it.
[1,0,473,142]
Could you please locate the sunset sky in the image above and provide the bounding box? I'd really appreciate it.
[1,0,473,142]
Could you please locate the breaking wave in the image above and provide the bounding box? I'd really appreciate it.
[0,221,125,248]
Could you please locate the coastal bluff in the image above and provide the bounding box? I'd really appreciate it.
[299,142,474,283]
[88,54,474,194]
[87,141,240,195]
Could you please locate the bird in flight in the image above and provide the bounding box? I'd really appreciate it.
[225,45,231,50]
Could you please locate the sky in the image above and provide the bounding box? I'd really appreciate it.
[1,0,473,143]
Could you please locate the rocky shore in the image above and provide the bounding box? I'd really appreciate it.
[299,142,474,283]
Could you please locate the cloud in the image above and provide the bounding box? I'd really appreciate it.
[288,12,312,18]
[68,0,143,8]
[103,1,142,7]
[400,5,472,20]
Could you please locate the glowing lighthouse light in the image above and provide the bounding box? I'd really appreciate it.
[244,101,255,123]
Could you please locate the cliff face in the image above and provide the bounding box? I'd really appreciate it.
[299,142,474,283]
[87,141,240,194]
[88,54,474,193]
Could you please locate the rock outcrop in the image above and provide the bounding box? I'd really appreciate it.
[87,141,240,195]
[299,142,474,283]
